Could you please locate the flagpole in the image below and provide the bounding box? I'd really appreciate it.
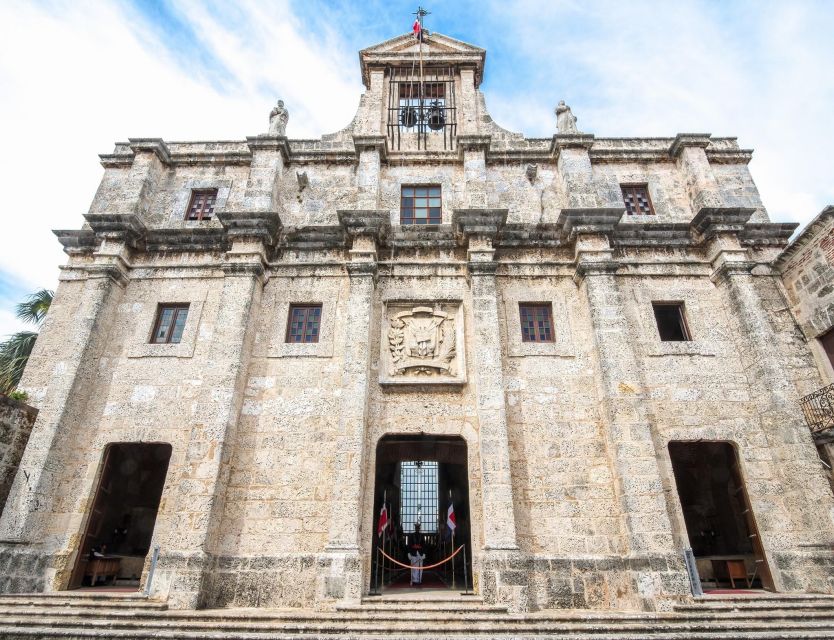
[450,489,456,590]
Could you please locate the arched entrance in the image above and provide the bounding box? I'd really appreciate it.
[68,442,172,590]
[370,435,472,593]
[669,441,774,591]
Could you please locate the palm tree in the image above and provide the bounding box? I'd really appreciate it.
[0,289,53,395]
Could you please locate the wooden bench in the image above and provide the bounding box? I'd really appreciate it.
[85,557,121,586]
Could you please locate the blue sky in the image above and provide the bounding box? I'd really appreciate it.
[1,0,833,337]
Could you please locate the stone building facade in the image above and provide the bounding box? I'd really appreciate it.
[1,33,833,613]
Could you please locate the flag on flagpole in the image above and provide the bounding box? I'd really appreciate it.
[377,502,389,538]
[447,502,457,532]
[412,18,423,42]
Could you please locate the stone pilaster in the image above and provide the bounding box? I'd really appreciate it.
[243,137,290,212]
[0,216,140,591]
[458,136,491,208]
[150,212,278,609]
[454,209,530,612]
[458,68,479,135]
[90,139,170,217]
[567,210,688,608]
[320,211,388,604]
[670,134,722,213]
[552,134,600,209]
[353,136,387,210]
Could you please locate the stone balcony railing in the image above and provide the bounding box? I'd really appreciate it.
[800,383,834,434]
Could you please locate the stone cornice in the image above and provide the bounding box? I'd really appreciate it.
[452,208,508,240]
[83,213,146,247]
[389,225,456,249]
[557,208,623,239]
[740,223,798,248]
[246,135,291,163]
[279,226,347,250]
[53,229,98,255]
[705,148,753,165]
[497,224,564,248]
[690,207,755,240]
[144,228,231,253]
[352,135,389,163]
[710,259,758,285]
[550,134,595,157]
[456,134,492,157]
[669,133,712,158]
[572,260,620,285]
[613,223,693,247]
[337,210,391,242]
[217,211,283,247]
[128,138,171,165]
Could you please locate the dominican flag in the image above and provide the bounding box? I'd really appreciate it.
[377,503,389,538]
[412,18,424,42]
[447,503,457,533]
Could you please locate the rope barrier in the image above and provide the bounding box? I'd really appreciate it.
[377,544,464,571]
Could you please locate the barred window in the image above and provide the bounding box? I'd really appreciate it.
[400,461,438,534]
[653,302,691,341]
[286,304,322,343]
[621,184,655,216]
[151,304,189,344]
[186,189,218,221]
[519,303,554,343]
[401,185,441,224]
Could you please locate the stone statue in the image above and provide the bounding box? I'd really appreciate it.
[268,100,289,136]
[555,100,581,134]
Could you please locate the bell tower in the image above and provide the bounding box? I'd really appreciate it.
[357,17,486,152]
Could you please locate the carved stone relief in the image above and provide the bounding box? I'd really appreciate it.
[380,302,466,385]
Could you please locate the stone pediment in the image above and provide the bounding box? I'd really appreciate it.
[360,32,486,87]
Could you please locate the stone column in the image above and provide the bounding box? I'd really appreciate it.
[0,215,141,590]
[150,212,279,609]
[565,210,688,608]
[320,210,388,604]
[670,134,721,213]
[242,137,289,212]
[454,209,530,611]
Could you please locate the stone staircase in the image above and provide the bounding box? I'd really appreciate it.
[0,591,833,639]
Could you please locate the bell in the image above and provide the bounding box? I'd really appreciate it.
[427,102,445,131]
[400,106,418,128]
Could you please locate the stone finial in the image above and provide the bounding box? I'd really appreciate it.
[268,99,289,136]
[555,100,581,134]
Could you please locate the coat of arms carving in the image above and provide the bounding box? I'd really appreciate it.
[380,303,466,385]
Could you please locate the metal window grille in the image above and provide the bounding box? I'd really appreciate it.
[401,185,441,224]
[286,304,322,343]
[621,185,655,216]
[652,302,691,341]
[520,303,554,343]
[387,66,457,151]
[151,304,189,344]
[186,189,218,221]
[400,461,438,533]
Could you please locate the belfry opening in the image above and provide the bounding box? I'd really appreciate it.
[371,435,472,593]
[68,443,172,590]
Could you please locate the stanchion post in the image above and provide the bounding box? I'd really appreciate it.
[462,544,471,594]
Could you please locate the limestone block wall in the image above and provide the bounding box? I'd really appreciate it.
[0,396,37,518]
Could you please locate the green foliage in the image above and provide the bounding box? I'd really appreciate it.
[7,390,29,402]
[0,289,52,394]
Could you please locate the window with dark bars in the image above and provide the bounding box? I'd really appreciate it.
[151,304,189,344]
[186,189,218,221]
[401,185,441,224]
[652,302,691,341]
[621,185,655,216]
[286,304,322,343]
[519,303,554,343]
[400,461,438,533]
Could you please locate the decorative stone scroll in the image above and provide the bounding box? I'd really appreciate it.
[380,302,466,386]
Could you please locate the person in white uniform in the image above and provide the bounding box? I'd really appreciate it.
[408,546,425,586]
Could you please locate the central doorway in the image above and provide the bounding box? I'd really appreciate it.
[68,442,172,590]
[371,435,472,593]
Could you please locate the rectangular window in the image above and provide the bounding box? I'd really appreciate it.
[622,184,655,216]
[398,83,446,131]
[286,304,322,343]
[652,302,691,341]
[151,304,189,344]
[400,460,438,534]
[186,189,218,221]
[519,303,554,343]
[401,185,441,224]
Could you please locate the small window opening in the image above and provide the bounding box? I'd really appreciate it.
[186,189,218,221]
[622,184,655,216]
[401,185,441,225]
[151,304,189,344]
[653,302,690,341]
[286,304,322,343]
[519,303,554,343]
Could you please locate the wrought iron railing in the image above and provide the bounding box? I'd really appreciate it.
[800,384,834,434]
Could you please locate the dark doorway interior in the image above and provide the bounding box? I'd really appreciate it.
[371,435,471,593]
[669,441,773,590]
[69,442,172,590]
